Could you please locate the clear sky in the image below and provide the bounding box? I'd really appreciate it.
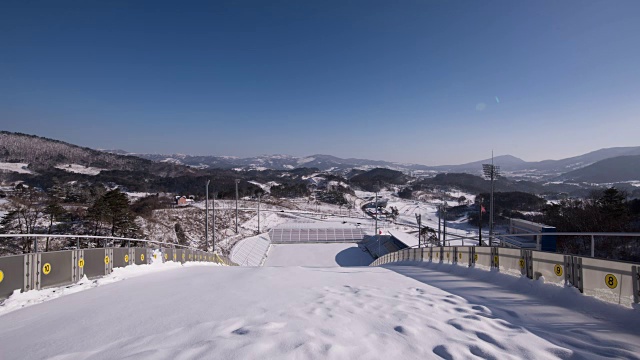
[1,0,639,165]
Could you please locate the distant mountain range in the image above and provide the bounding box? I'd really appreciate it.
[107,146,640,183]
[1,131,638,185]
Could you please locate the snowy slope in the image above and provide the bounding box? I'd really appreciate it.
[2,262,638,359]
[0,162,31,174]
[264,243,373,267]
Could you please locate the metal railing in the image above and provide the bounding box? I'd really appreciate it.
[492,232,640,259]
[370,245,640,308]
[400,231,640,261]
[0,233,200,254]
[0,234,237,300]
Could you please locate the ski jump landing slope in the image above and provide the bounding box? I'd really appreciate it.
[1,262,639,359]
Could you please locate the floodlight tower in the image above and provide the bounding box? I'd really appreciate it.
[205,180,210,251]
[482,154,501,246]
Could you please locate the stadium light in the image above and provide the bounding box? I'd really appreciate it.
[482,154,501,246]
[205,180,210,251]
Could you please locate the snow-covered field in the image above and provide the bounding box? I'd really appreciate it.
[264,243,372,267]
[54,163,104,175]
[2,259,638,359]
[0,162,31,174]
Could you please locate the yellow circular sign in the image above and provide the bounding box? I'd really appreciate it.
[104,256,110,265]
[605,274,618,289]
[164,253,168,260]
[446,252,450,259]
[494,256,499,265]
[436,253,439,258]
[78,259,85,268]
[554,264,563,277]
[182,254,185,260]
[141,254,145,261]
[124,254,129,263]
[0,270,4,283]
[153,254,157,259]
[173,254,177,261]
[474,254,478,261]
[43,263,52,275]
[519,259,525,269]
[189,254,192,260]
[459,253,462,259]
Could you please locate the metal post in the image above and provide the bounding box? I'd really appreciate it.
[415,213,421,248]
[213,192,216,253]
[257,194,261,234]
[374,191,378,236]
[478,197,483,246]
[235,179,240,234]
[489,153,495,246]
[443,202,447,246]
[591,235,595,258]
[205,180,210,251]
[437,205,441,246]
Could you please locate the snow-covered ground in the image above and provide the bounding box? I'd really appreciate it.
[264,243,373,267]
[125,191,153,201]
[2,259,638,359]
[0,162,31,174]
[54,163,104,175]
[0,256,221,317]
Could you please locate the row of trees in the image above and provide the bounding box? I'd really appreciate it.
[0,186,141,255]
[536,188,640,261]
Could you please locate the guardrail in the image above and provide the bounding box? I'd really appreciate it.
[370,245,640,308]
[0,234,237,300]
[492,232,640,258]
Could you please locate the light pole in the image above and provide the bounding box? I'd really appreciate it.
[212,191,216,252]
[235,179,240,234]
[437,204,441,246]
[482,153,501,246]
[374,191,378,236]
[477,196,483,246]
[443,202,447,246]
[415,213,421,248]
[205,180,210,251]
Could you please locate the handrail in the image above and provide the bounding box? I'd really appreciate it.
[0,233,200,252]
[495,232,640,237]
[400,231,640,256]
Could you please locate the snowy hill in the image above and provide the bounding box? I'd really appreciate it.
[105,146,640,181]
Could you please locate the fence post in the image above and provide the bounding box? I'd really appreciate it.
[591,235,595,258]
[632,266,639,305]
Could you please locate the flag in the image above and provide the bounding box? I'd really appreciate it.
[481,205,486,213]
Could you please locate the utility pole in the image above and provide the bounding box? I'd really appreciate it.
[374,191,378,236]
[437,204,441,246]
[415,213,421,248]
[205,180,210,251]
[478,197,483,246]
[443,202,447,246]
[235,179,240,234]
[212,191,216,253]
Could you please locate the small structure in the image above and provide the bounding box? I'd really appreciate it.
[502,219,557,252]
[387,229,419,248]
[175,195,195,207]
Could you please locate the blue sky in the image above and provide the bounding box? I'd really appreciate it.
[1,0,639,165]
